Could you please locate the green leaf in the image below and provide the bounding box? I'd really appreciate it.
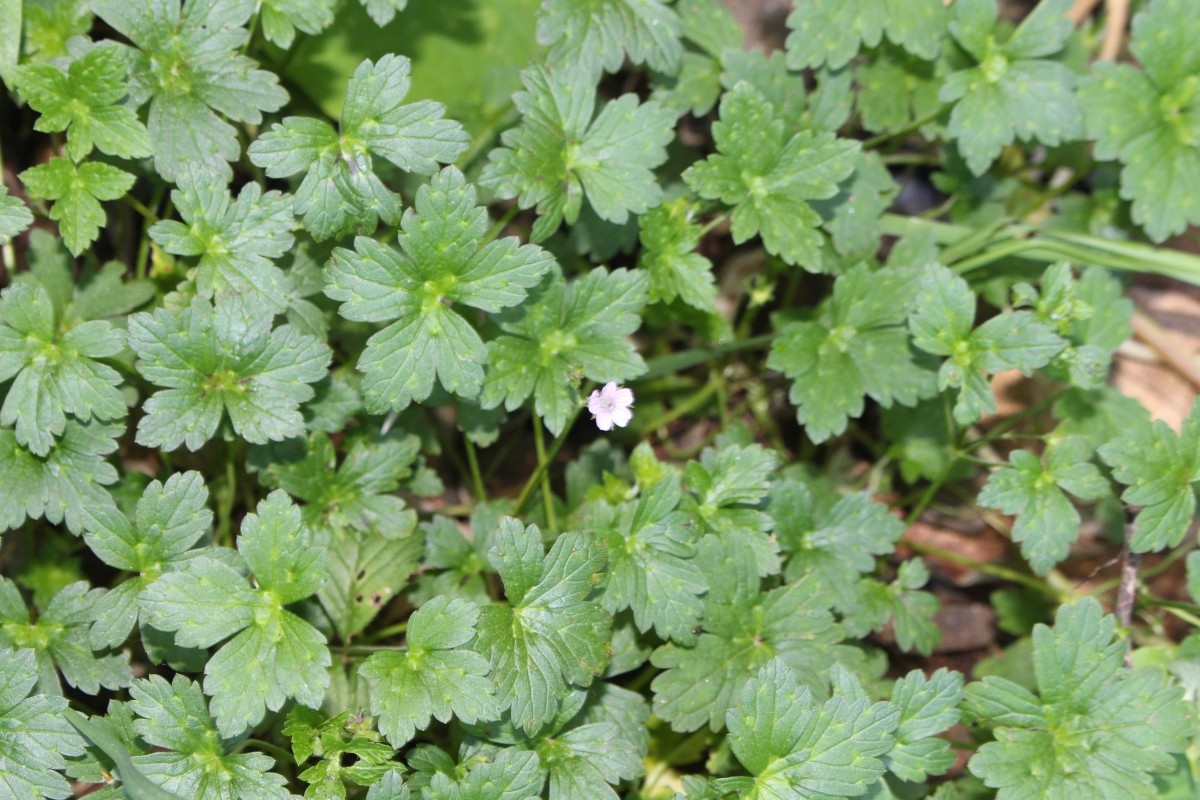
[258,432,420,536]
[19,157,135,256]
[0,648,86,800]
[592,474,707,642]
[721,659,898,799]
[637,200,716,312]
[684,82,859,268]
[425,747,542,800]
[1079,0,1200,241]
[63,706,183,800]
[941,0,1081,175]
[21,1,92,63]
[768,264,936,442]
[360,0,408,26]
[0,0,17,89]
[149,175,296,313]
[92,0,288,181]
[360,596,497,747]
[0,420,120,535]
[260,0,335,48]
[785,0,948,69]
[0,186,32,246]
[887,668,963,782]
[81,471,215,649]
[856,47,942,134]
[537,0,683,80]
[13,42,151,162]
[326,167,553,410]
[128,294,332,451]
[684,443,781,577]
[814,152,899,260]
[474,519,611,734]
[966,598,1189,799]
[910,264,1064,425]
[141,491,332,736]
[0,281,126,457]
[481,63,675,241]
[651,556,850,733]
[979,438,1108,573]
[850,560,942,655]
[127,674,291,799]
[482,266,649,435]
[776,482,905,612]
[0,579,132,696]
[1099,397,1200,552]
[248,55,468,241]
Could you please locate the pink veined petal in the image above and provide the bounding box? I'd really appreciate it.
[587,391,606,415]
[600,381,619,399]
[612,387,634,407]
[594,410,615,431]
[609,406,633,428]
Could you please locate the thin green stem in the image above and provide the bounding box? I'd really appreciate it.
[862,106,946,149]
[636,377,720,434]
[642,333,776,380]
[532,415,557,531]
[484,204,520,244]
[465,438,487,502]
[904,539,1067,600]
[361,620,409,644]
[513,406,581,515]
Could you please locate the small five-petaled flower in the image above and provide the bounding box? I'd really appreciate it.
[588,382,634,431]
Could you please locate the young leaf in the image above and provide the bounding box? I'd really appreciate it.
[683,82,859,268]
[259,0,335,48]
[127,674,292,799]
[887,668,963,782]
[360,596,497,747]
[1079,0,1200,241]
[785,0,948,69]
[248,55,468,241]
[719,659,898,800]
[979,437,1109,573]
[537,0,683,80]
[768,263,936,442]
[360,0,408,26]
[965,598,1188,799]
[482,267,649,436]
[19,158,135,256]
[591,474,707,642]
[81,471,214,649]
[140,491,332,736]
[910,264,1065,425]
[149,174,296,312]
[481,63,675,241]
[128,294,332,451]
[326,167,553,411]
[0,185,32,245]
[683,443,781,577]
[1099,397,1200,552]
[941,0,1081,175]
[0,420,120,535]
[474,519,611,734]
[638,200,717,312]
[13,42,151,161]
[0,648,86,800]
[850,560,941,655]
[0,281,126,456]
[92,0,288,181]
[0,579,132,696]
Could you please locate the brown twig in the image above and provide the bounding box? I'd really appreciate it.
[1098,0,1131,60]
[1115,520,1141,667]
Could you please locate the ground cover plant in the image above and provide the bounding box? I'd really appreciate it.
[1,0,1200,797]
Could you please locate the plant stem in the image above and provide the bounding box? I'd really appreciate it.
[903,539,1067,600]
[642,333,775,380]
[464,438,487,502]
[1116,520,1141,666]
[532,415,557,531]
[513,406,581,516]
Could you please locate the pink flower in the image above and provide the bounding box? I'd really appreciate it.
[587,382,634,431]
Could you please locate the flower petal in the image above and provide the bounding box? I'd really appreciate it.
[609,406,633,428]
